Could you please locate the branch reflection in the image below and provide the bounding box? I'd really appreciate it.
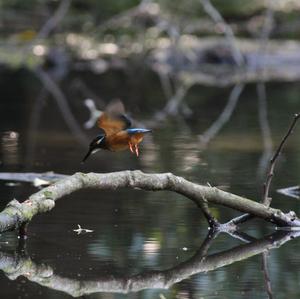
[0,230,298,297]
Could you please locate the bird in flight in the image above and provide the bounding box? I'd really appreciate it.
[82,100,151,162]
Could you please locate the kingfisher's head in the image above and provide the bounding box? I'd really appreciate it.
[82,134,106,163]
[90,134,106,150]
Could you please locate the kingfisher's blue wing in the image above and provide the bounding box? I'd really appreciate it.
[126,128,152,134]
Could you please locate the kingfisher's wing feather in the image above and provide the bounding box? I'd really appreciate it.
[97,100,131,136]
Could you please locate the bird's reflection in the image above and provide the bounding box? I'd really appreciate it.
[0,230,298,297]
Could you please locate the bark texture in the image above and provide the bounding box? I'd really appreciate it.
[0,170,300,233]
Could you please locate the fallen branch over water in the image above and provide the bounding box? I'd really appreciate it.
[1,170,300,234]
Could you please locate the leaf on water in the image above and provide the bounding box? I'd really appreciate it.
[73,224,94,235]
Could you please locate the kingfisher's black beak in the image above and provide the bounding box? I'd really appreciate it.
[82,134,105,163]
[81,148,93,163]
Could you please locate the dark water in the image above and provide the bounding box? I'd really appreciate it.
[1,68,300,298]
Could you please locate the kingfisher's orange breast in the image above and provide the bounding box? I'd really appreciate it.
[106,132,129,151]
[106,131,145,152]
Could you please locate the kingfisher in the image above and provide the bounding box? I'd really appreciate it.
[82,100,151,162]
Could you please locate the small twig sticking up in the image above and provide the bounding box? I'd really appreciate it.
[230,113,300,225]
[200,0,244,66]
[197,197,220,229]
[263,113,300,206]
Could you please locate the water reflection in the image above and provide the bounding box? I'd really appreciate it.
[0,230,297,297]
[1,131,20,166]
[1,67,300,299]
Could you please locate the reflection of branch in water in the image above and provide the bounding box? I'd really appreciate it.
[225,230,257,243]
[256,3,274,179]
[25,88,48,167]
[262,251,274,299]
[34,68,88,145]
[199,83,244,145]
[0,172,67,184]
[153,84,190,126]
[157,71,173,100]
[69,77,105,106]
[0,231,297,297]
[257,83,273,179]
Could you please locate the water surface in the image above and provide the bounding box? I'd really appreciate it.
[1,70,300,298]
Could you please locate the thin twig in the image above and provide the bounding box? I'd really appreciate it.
[230,113,300,225]
[197,193,220,228]
[263,113,300,206]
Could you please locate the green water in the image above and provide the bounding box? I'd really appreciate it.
[0,68,300,298]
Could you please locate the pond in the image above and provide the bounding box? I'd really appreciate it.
[0,68,300,298]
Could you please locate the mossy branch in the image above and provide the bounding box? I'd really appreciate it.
[0,170,300,234]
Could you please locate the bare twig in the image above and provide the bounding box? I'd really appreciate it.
[196,196,220,229]
[230,113,300,225]
[263,113,300,206]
